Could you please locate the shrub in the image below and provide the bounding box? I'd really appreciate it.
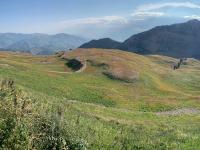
[66,59,83,71]
[0,79,87,150]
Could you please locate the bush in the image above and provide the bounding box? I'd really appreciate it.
[66,59,83,71]
[0,79,87,150]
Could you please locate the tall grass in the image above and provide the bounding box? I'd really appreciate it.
[0,79,200,149]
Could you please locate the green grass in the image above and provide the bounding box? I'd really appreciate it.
[0,49,200,149]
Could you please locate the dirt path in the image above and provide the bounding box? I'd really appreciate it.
[156,108,200,116]
[75,61,87,73]
[48,71,72,74]
[0,64,11,67]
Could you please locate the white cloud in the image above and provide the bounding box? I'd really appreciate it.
[184,15,200,19]
[45,2,200,39]
[47,15,129,37]
[136,2,200,12]
[59,16,128,27]
[131,11,165,17]
[131,2,200,19]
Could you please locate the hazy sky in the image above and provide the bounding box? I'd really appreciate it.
[1,0,200,41]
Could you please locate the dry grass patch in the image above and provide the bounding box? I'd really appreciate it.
[61,48,140,82]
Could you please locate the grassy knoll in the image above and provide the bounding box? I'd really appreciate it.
[0,49,200,149]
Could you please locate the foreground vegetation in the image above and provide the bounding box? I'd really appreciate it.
[0,49,200,149]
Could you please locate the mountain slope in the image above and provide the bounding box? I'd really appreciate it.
[0,49,200,149]
[0,33,32,48]
[79,38,121,49]
[119,19,200,58]
[0,33,88,55]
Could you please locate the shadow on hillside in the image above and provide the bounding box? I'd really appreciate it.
[65,59,83,71]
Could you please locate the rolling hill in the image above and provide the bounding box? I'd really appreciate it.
[0,33,88,55]
[0,48,200,149]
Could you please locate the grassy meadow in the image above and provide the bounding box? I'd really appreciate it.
[0,48,200,149]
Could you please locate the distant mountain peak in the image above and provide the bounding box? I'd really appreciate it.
[119,20,200,58]
[187,19,200,24]
[0,33,88,55]
[99,38,113,40]
[79,38,121,49]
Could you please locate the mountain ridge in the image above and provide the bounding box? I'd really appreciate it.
[79,38,121,49]
[119,19,200,58]
[0,33,88,55]
[79,19,200,58]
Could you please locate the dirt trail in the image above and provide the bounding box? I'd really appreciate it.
[48,71,72,74]
[156,108,200,116]
[0,64,11,67]
[75,61,87,73]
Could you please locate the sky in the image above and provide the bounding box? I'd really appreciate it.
[0,0,200,41]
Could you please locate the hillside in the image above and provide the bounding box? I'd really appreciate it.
[0,33,88,55]
[119,19,200,58]
[0,49,200,149]
[79,38,121,49]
